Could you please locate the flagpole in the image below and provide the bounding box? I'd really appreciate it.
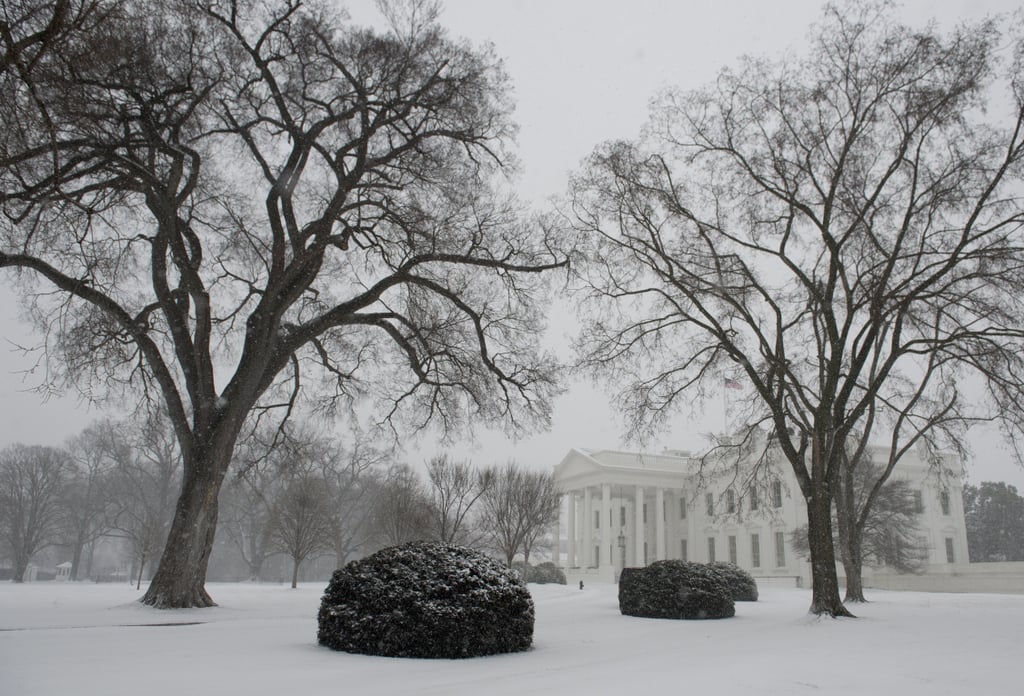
[722,376,742,437]
[722,378,728,436]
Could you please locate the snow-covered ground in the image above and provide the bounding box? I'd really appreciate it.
[1,581,1018,695]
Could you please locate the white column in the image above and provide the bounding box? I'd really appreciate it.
[601,483,611,569]
[666,492,676,559]
[635,485,645,566]
[554,495,561,568]
[566,491,576,568]
[655,487,666,561]
[583,486,593,567]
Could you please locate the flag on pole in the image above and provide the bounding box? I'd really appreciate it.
[724,377,742,390]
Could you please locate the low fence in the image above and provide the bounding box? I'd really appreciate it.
[564,561,1024,594]
[865,562,1024,594]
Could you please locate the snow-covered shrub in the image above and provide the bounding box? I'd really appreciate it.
[530,561,567,585]
[619,560,735,620]
[317,542,534,658]
[513,561,568,584]
[707,562,759,601]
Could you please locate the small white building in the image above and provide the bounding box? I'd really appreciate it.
[55,562,73,582]
[553,440,970,588]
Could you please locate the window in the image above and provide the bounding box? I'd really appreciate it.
[595,510,600,528]
[643,503,648,524]
[708,537,716,563]
[728,535,737,564]
[726,489,737,514]
[680,539,688,562]
[620,506,626,526]
[913,490,924,514]
[749,488,759,512]
[706,492,715,516]
[940,490,951,516]
[775,531,786,567]
[751,534,761,568]
[679,497,687,519]
[771,480,783,508]
[945,537,955,564]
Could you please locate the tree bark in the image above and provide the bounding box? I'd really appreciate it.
[70,532,85,581]
[834,464,867,602]
[136,552,145,591]
[85,541,96,580]
[842,545,866,603]
[140,460,225,608]
[246,558,264,583]
[12,551,29,583]
[291,558,300,589]
[805,482,855,617]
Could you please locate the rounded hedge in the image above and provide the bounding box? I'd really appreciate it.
[619,560,735,620]
[707,562,759,601]
[530,561,567,585]
[318,542,534,658]
[513,561,568,585]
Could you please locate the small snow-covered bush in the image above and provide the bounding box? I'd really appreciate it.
[707,562,759,601]
[513,561,568,585]
[619,560,735,620]
[530,561,567,585]
[317,542,534,658]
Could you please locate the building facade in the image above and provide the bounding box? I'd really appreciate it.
[553,442,970,587]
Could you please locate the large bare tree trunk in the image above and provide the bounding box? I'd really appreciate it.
[85,541,96,580]
[842,541,866,603]
[70,538,84,582]
[835,466,867,602]
[806,482,854,617]
[12,551,29,584]
[141,460,226,608]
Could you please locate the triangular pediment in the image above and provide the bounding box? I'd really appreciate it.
[554,448,603,482]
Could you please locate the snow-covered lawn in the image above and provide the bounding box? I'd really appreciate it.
[1,581,1018,695]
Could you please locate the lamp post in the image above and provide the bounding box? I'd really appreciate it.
[617,530,627,582]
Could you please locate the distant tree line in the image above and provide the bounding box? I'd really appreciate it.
[0,413,561,585]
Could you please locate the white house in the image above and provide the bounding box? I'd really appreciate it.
[553,439,970,588]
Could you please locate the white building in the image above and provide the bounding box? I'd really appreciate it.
[553,440,970,587]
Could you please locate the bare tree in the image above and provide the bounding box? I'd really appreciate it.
[369,464,433,548]
[60,421,119,580]
[106,412,181,589]
[424,453,491,545]
[219,463,279,582]
[569,3,1024,616]
[220,424,384,578]
[792,456,927,588]
[0,0,565,606]
[0,0,110,73]
[260,423,378,584]
[322,438,387,568]
[479,461,560,568]
[834,428,940,601]
[266,474,334,588]
[0,443,69,581]
[518,468,561,569]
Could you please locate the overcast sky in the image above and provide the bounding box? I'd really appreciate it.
[2,0,1023,488]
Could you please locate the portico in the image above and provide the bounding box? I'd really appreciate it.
[555,448,696,582]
